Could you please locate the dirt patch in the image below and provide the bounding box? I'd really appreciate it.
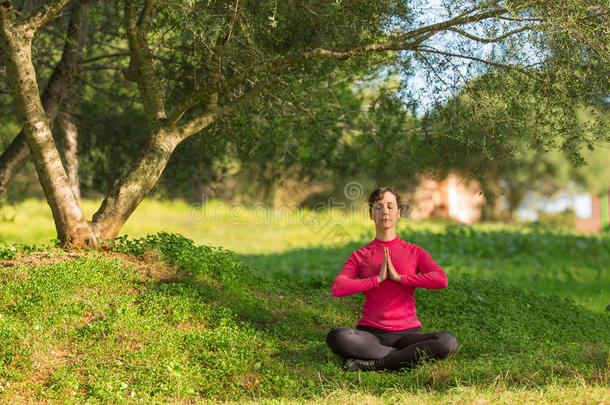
[101,249,189,281]
[4,345,74,401]
[0,249,189,282]
[0,249,80,269]
[30,347,72,386]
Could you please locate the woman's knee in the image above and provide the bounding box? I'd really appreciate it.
[326,327,393,359]
[325,327,355,351]
[434,331,459,358]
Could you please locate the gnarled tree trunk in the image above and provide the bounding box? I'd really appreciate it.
[0,0,91,196]
[91,130,180,242]
[57,110,81,202]
[0,0,98,248]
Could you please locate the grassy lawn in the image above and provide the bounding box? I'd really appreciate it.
[0,199,608,403]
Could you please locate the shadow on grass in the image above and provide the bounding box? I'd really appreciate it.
[109,230,610,394]
[238,227,610,313]
[144,255,609,388]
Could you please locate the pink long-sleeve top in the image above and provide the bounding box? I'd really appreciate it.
[331,235,448,331]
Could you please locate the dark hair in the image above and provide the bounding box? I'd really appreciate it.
[368,187,409,217]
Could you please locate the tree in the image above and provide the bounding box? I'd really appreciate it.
[0,0,92,196]
[431,69,609,220]
[0,0,608,248]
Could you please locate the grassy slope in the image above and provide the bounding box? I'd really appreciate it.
[0,233,607,403]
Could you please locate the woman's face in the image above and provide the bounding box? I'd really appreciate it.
[369,192,401,229]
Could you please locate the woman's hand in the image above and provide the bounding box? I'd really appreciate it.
[377,248,388,284]
[385,247,401,283]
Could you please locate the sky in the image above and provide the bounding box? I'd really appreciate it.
[386,0,542,116]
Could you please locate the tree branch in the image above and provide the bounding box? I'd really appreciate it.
[454,0,501,19]
[82,64,124,71]
[202,0,243,112]
[216,0,241,59]
[176,74,278,140]
[0,0,92,198]
[416,52,455,90]
[497,15,545,22]
[168,5,516,126]
[0,0,12,11]
[82,51,131,64]
[414,46,539,80]
[25,0,70,32]
[81,51,172,65]
[446,24,539,43]
[0,1,18,27]
[41,0,92,119]
[76,77,140,103]
[124,0,166,130]
[138,0,158,32]
[384,7,511,49]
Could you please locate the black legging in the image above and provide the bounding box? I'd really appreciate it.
[326,325,459,371]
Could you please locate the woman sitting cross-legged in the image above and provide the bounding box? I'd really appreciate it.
[326,187,459,372]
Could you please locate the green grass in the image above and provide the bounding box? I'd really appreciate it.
[0,197,546,253]
[240,224,610,313]
[0,197,373,253]
[0,199,608,402]
[1,198,608,313]
[0,232,608,403]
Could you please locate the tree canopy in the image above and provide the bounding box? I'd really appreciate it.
[0,0,608,247]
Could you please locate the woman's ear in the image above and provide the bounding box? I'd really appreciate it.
[399,202,408,217]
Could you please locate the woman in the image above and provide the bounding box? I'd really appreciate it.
[326,187,458,372]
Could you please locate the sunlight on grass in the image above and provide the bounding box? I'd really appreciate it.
[1,197,382,252]
[1,198,608,313]
[0,198,526,253]
[302,383,608,404]
[217,382,610,404]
